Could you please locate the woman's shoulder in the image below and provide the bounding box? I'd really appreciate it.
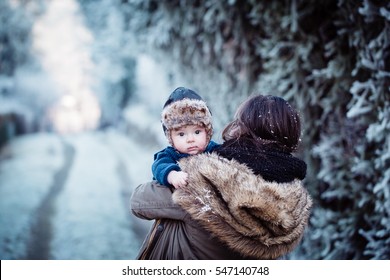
[174,151,312,260]
[179,151,260,184]
[179,151,306,192]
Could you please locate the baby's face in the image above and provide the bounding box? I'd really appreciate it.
[171,125,208,155]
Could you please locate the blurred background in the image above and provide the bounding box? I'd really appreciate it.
[0,0,389,260]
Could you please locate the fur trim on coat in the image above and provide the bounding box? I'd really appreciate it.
[172,153,313,259]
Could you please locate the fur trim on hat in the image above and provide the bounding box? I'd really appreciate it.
[161,98,213,145]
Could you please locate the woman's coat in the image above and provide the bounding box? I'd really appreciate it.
[173,153,312,259]
[131,152,312,259]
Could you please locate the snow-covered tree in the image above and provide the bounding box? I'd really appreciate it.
[78,0,137,127]
[120,0,390,259]
[0,0,41,146]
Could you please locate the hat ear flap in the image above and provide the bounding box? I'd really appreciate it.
[162,123,167,134]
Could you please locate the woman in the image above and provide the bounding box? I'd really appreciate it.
[131,95,312,259]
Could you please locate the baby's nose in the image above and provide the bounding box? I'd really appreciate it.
[187,134,195,142]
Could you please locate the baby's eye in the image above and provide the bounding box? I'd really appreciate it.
[195,130,201,134]
[178,132,185,137]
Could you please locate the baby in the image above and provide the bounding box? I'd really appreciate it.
[152,87,219,189]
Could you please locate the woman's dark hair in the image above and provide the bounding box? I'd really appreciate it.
[222,95,302,152]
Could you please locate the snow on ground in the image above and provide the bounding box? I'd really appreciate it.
[0,128,156,260]
[52,132,132,259]
[0,133,65,259]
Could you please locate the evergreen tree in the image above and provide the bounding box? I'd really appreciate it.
[121,0,390,259]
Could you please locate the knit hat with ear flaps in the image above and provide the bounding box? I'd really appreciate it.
[161,87,213,146]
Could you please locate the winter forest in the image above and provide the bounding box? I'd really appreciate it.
[0,0,389,260]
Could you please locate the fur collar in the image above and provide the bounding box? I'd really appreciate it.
[172,153,313,259]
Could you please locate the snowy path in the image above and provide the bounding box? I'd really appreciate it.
[26,139,75,259]
[0,130,155,260]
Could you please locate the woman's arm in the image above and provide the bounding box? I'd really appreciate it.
[130,180,187,221]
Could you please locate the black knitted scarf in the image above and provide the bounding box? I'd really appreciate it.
[214,138,307,183]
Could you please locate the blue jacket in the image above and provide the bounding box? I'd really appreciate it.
[152,140,220,186]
